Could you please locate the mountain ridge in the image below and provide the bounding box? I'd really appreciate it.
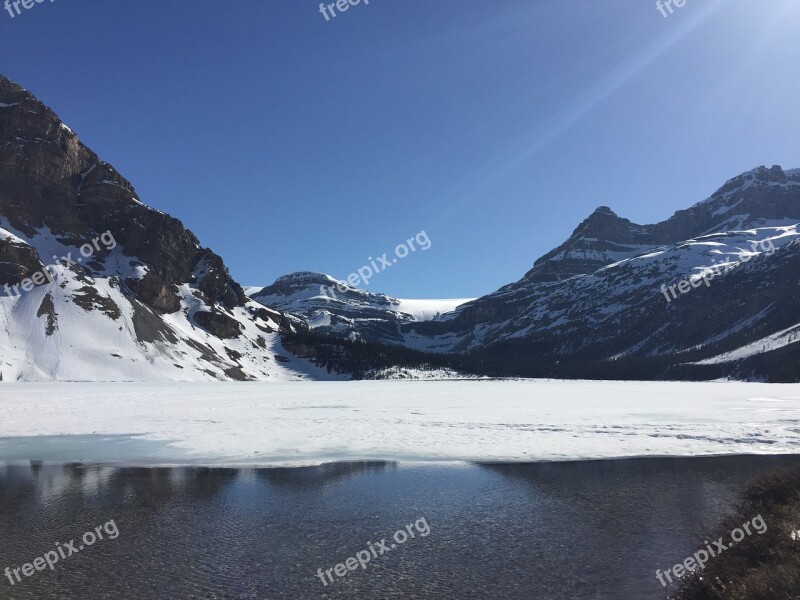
[256,165,800,381]
[3,72,800,382]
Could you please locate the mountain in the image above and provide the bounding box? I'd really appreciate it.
[523,166,800,283]
[0,74,333,382]
[252,167,800,381]
[402,166,800,380]
[249,271,472,345]
[4,73,799,382]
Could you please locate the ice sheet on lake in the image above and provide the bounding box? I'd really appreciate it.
[1,380,799,466]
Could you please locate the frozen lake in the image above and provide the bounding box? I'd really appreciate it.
[1,380,799,466]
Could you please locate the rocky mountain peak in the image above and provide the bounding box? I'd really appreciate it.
[274,271,337,286]
[520,165,800,285]
[521,204,647,283]
[0,74,321,382]
[0,73,245,314]
[572,205,631,236]
[700,165,797,207]
[590,205,616,216]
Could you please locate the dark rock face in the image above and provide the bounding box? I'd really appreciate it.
[36,292,57,335]
[0,236,43,285]
[248,304,295,333]
[72,285,122,320]
[0,75,242,315]
[125,270,182,313]
[195,250,247,309]
[193,310,243,339]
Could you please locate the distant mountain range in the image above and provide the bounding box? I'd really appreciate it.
[261,166,800,380]
[2,74,799,382]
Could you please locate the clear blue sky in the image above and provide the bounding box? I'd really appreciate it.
[1,0,799,297]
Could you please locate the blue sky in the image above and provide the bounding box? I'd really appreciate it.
[1,0,799,297]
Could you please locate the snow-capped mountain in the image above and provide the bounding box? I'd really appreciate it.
[522,166,800,284]
[0,74,333,382]
[3,72,800,382]
[402,166,800,379]
[252,166,800,381]
[249,271,472,344]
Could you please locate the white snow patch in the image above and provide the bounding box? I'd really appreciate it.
[307,311,332,328]
[393,298,474,321]
[695,323,800,365]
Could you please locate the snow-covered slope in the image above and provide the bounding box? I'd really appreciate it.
[694,322,800,366]
[0,223,337,381]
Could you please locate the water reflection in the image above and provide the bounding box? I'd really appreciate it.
[0,456,798,599]
[0,463,36,512]
[256,461,396,490]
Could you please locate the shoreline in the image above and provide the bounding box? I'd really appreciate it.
[2,439,800,469]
